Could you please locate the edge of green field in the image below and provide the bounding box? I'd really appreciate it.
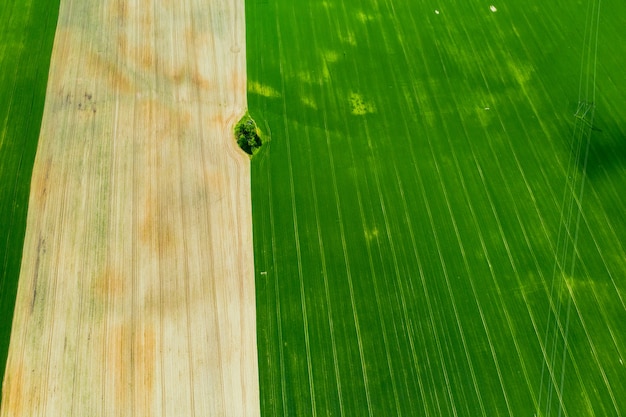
[0,0,60,393]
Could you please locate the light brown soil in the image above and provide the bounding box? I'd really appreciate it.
[1,0,259,415]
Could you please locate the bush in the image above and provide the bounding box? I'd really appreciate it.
[234,114,262,155]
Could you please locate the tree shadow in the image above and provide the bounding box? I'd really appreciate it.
[581,112,626,179]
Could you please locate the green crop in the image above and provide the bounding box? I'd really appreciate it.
[247,0,626,415]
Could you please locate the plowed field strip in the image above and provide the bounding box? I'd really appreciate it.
[2,0,259,415]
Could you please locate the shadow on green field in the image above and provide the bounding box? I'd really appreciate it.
[583,116,626,178]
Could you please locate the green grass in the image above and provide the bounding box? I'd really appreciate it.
[247,0,626,415]
[0,0,60,389]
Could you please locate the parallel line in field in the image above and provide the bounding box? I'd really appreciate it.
[394,3,502,415]
[444,7,572,412]
[513,0,589,168]
[553,106,624,416]
[268,16,298,415]
[38,4,80,405]
[161,11,173,415]
[276,12,318,416]
[430,24,517,417]
[314,119,346,416]
[476,89,582,415]
[349,20,421,413]
[458,11,596,415]
[309,14,352,416]
[387,136,438,417]
[180,2,197,412]
[394,81,463,414]
[513,0,626,304]
[316,17,369,417]
[582,177,626,308]
[401,135,460,417]
[435,45,535,417]
[350,145,404,415]
[307,11,353,414]
[367,6,438,414]
[567,289,621,414]
[553,221,621,415]
[480,56,577,417]
[131,33,139,413]
[567,172,626,307]
[562,279,621,415]
[502,16,624,412]
[540,107,623,416]
[559,195,626,303]
[102,85,118,417]
[327,4,381,415]
[476,39,597,417]
[370,154,425,414]
[0,0,26,150]
[481,120,576,415]
[363,129,410,416]
[488,0,600,298]
[419,111,493,417]
[358,157,403,416]
[382,58,458,417]
[399,5,488,416]
[266,163,287,416]
[425,146,491,417]
[325,119,373,416]
[445,100,543,416]
[72,3,94,412]
[457,22,578,412]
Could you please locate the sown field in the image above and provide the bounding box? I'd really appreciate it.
[3,0,258,415]
[0,0,60,386]
[247,0,626,415]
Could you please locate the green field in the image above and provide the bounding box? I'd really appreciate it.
[247,0,626,415]
[1,0,625,414]
[0,0,60,387]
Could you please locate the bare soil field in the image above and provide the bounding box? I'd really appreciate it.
[1,0,259,415]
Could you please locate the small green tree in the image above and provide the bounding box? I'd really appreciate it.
[234,114,262,155]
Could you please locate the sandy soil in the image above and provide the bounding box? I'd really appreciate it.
[1,0,259,415]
